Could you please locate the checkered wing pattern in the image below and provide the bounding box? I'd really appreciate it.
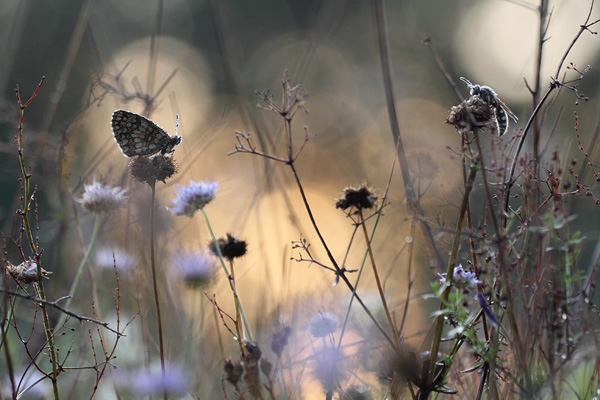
[111,110,181,157]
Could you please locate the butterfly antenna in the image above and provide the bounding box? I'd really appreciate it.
[175,114,180,137]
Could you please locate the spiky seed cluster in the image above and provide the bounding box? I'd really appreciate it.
[79,178,127,214]
[6,259,51,284]
[445,96,494,135]
[335,185,378,210]
[209,233,247,261]
[129,155,178,185]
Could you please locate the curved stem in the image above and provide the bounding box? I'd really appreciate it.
[56,213,101,329]
[201,208,253,343]
[148,182,166,399]
[359,209,399,347]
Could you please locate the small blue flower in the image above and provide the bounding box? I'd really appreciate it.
[167,179,218,217]
[79,178,127,214]
[121,364,188,397]
[95,246,137,272]
[438,264,481,290]
[308,312,338,338]
[174,250,218,288]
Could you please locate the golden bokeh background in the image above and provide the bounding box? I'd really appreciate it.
[1,0,599,398]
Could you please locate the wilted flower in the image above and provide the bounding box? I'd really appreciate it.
[209,233,247,261]
[167,179,218,217]
[335,185,378,210]
[78,178,127,214]
[438,264,481,290]
[174,250,218,288]
[118,364,188,397]
[308,312,338,338]
[95,246,137,272]
[6,259,51,284]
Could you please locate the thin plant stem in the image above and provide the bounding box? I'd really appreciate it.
[15,78,60,400]
[359,209,399,347]
[201,208,253,342]
[148,182,167,399]
[55,213,101,329]
[425,159,478,398]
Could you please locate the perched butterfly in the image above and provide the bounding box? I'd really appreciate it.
[460,77,518,136]
[111,110,181,157]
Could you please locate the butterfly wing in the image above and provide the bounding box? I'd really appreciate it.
[111,110,177,157]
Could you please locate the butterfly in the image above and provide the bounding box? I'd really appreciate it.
[111,110,181,157]
[460,77,518,136]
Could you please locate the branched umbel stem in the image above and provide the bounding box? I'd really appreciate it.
[12,78,62,400]
[231,71,399,352]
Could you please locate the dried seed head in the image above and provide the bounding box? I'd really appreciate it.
[271,325,292,357]
[260,359,272,377]
[129,154,178,185]
[223,359,244,386]
[446,96,494,135]
[335,185,378,210]
[209,233,247,261]
[6,259,51,284]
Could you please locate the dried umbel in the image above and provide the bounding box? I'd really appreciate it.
[6,259,51,284]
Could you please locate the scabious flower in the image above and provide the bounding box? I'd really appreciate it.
[95,246,137,273]
[78,178,127,214]
[118,364,188,397]
[438,264,481,290]
[174,250,218,288]
[167,179,218,217]
[308,312,338,338]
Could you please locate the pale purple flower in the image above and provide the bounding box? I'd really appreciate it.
[438,264,481,290]
[117,364,188,397]
[308,312,338,338]
[95,246,137,272]
[175,250,218,288]
[167,179,218,217]
[79,178,127,214]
